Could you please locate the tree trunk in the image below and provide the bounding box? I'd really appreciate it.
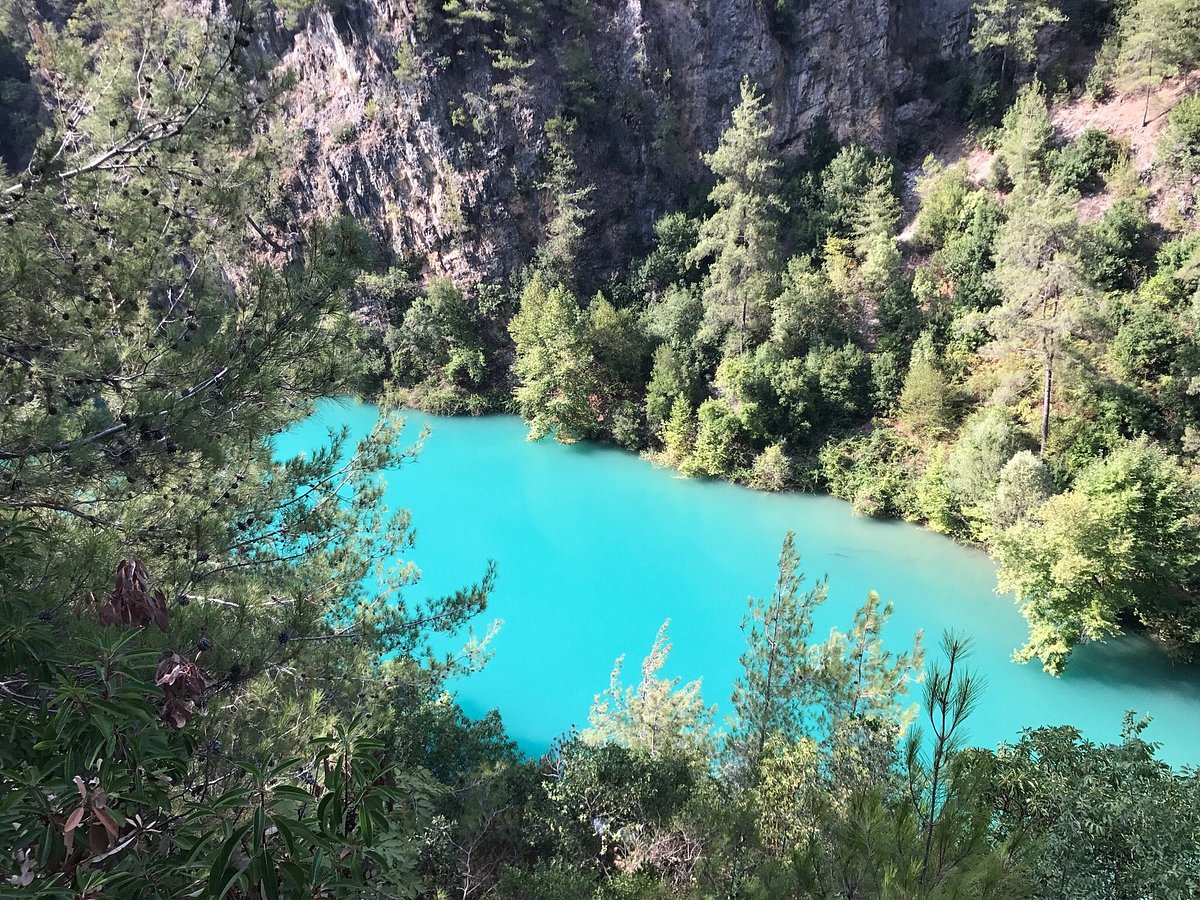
[739,298,748,355]
[1040,350,1053,456]
[1143,47,1154,127]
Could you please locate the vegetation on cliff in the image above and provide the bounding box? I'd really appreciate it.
[383,0,1200,676]
[1,0,1199,896]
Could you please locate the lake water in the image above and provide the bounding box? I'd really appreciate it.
[280,399,1200,767]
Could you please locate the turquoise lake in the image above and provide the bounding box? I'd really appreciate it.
[280,399,1200,766]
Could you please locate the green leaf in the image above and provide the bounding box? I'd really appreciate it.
[207,823,249,899]
[269,785,314,804]
[259,851,280,900]
[252,805,266,855]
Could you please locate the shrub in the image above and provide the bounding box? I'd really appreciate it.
[804,343,871,427]
[946,407,1026,520]
[913,160,972,250]
[1051,129,1122,194]
[749,443,793,492]
[986,450,1053,532]
[1112,301,1183,381]
[818,428,919,519]
[1156,96,1200,184]
[683,399,749,478]
[1079,198,1151,291]
[332,119,358,145]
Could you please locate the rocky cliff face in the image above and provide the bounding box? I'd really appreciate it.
[264,0,972,287]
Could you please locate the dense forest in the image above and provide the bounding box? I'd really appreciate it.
[1,0,1200,896]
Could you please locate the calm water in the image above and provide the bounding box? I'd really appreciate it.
[280,399,1200,766]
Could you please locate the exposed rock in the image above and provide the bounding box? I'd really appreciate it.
[266,0,972,287]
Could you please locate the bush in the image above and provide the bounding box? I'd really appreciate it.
[804,343,871,427]
[1079,198,1151,291]
[818,428,919,518]
[913,446,960,534]
[1112,300,1183,381]
[749,443,793,491]
[683,399,749,478]
[332,119,358,146]
[1156,96,1200,184]
[946,407,1027,522]
[1051,129,1122,194]
[986,450,1053,532]
[913,160,972,250]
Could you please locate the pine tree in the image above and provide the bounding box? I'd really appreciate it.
[989,185,1086,455]
[689,77,784,356]
[509,274,600,442]
[899,334,956,437]
[585,620,715,762]
[995,81,1056,189]
[538,117,594,286]
[729,532,827,779]
[0,1,495,892]
[661,394,697,465]
[1114,0,1200,123]
[970,0,1066,85]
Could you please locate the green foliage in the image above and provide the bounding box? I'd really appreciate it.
[585,620,715,763]
[1112,294,1183,381]
[989,182,1087,453]
[1110,0,1200,94]
[1079,196,1152,291]
[539,117,595,286]
[969,0,1067,81]
[1050,128,1122,194]
[938,192,1006,311]
[0,11,39,173]
[683,398,748,478]
[589,293,651,447]
[770,258,849,357]
[509,275,600,443]
[996,438,1200,672]
[645,345,692,434]
[1156,95,1200,184]
[748,442,793,491]
[945,406,1026,520]
[913,160,973,251]
[986,448,1053,531]
[819,428,920,518]
[660,395,697,465]
[820,145,882,239]
[386,277,490,413]
[0,3,494,892]
[716,344,814,447]
[804,343,871,427]
[987,718,1200,899]
[900,334,957,437]
[995,81,1056,188]
[275,0,341,29]
[690,78,785,357]
[635,212,700,299]
[728,533,826,777]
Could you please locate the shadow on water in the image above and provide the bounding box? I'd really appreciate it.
[1066,634,1200,694]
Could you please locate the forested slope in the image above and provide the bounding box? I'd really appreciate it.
[2,0,1200,897]
[379,0,1200,677]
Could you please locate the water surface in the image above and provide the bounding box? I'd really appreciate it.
[280,399,1200,766]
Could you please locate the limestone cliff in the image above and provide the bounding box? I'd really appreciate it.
[263,0,973,286]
